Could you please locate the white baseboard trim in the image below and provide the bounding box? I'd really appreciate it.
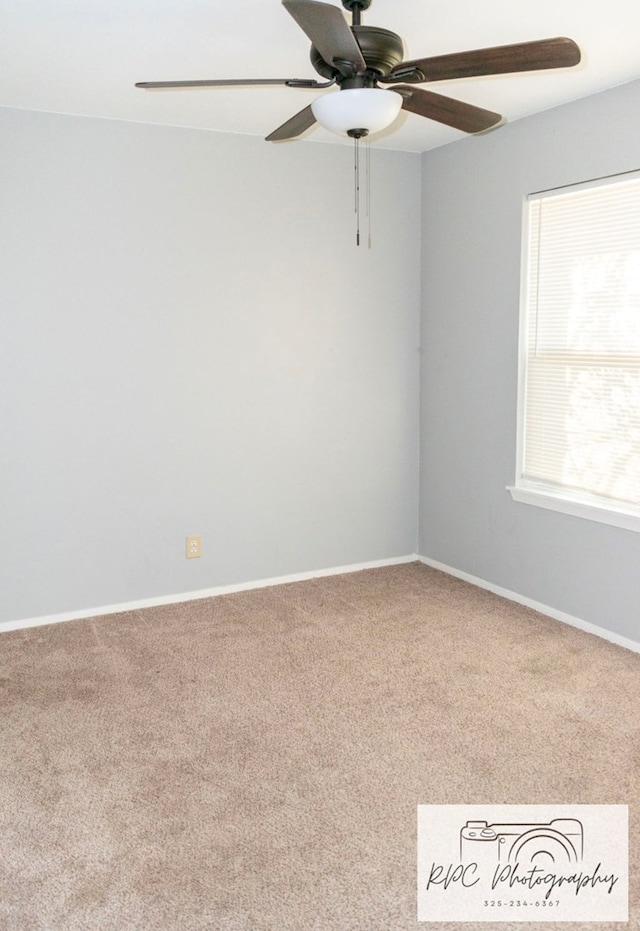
[1,554,420,634]
[418,556,640,655]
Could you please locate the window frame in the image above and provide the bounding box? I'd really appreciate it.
[508,171,640,535]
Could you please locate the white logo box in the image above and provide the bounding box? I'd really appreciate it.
[417,804,628,923]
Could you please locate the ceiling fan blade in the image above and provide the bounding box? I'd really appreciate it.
[391,85,501,133]
[387,37,581,84]
[266,104,317,141]
[136,78,308,89]
[282,0,366,74]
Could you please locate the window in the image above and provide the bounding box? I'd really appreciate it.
[510,172,640,533]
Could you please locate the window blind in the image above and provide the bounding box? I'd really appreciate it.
[521,174,640,514]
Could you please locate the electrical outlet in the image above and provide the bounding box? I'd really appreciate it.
[186,535,201,559]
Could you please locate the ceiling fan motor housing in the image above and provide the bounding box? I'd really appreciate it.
[310,25,405,85]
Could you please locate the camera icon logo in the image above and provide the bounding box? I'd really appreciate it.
[460,818,583,867]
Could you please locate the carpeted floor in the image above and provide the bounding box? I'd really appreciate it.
[0,562,638,930]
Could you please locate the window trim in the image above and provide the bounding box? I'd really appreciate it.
[507,484,640,534]
[509,171,640,535]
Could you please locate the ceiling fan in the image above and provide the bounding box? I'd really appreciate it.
[136,0,581,142]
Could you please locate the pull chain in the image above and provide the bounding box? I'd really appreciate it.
[352,135,372,248]
[354,135,360,247]
[366,138,371,249]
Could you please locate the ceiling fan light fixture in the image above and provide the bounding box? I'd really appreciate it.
[311,88,402,137]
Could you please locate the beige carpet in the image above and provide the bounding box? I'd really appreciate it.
[0,562,638,930]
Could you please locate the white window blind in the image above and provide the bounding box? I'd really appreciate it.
[515,172,640,527]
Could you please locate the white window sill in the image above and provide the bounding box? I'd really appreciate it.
[507,485,640,535]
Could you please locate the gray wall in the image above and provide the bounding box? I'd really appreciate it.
[419,79,640,640]
[0,107,421,624]
[5,81,639,639]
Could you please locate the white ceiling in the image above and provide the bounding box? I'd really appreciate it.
[2,0,639,152]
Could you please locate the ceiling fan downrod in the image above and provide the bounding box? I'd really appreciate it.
[341,0,371,27]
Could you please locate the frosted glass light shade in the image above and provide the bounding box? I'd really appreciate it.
[311,88,402,136]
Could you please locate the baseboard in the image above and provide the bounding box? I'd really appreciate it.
[418,555,640,655]
[10,554,637,655]
[1,554,420,633]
